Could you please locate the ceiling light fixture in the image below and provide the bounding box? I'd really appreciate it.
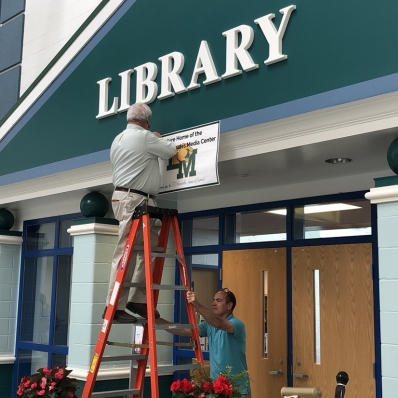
[239,173,249,178]
[325,157,353,164]
[267,203,361,216]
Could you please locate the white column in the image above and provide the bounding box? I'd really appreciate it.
[366,183,398,397]
[0,233,22,364]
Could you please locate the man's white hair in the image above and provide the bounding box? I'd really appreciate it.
[127,103,152,123]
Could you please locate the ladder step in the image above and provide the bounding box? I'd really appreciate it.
[123,283,187,291]
[101,354,146,362]
[157,363,202,373]
[155,323,194,330]
[125,246,181,259]
[133,205,178,218]
[91,388,140,398]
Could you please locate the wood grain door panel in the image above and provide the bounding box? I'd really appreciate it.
[223,248,287,398]
[292,244,375,398]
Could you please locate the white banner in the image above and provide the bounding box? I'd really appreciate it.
[159,121,220,194]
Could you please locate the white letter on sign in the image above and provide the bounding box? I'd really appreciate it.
[188,41,221,90]
[158,52,187,100]
[96,77,118,119]
[118,69,134,112]
[222,25,259,79]
[254,5,296,65]
[135,62,158,104]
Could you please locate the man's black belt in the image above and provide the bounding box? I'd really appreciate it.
[115,187,155,199]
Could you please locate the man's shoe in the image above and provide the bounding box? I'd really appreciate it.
[102,307,137,323]
[126,302,160,319]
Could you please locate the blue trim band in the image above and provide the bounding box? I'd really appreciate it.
[0,149,110,185]
[220,72,398,133]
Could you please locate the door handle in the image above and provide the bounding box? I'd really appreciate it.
[269,369,284,376]
[293,371,308,378]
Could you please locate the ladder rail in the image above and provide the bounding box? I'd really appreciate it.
[132,215,172,398]
[144,213,159,398]
[81,217,142,398]
[171,216,204,366]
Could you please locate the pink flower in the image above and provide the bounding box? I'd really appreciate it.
[16,386,24,396]
[40,377,47,389]
[37,390,46,396]
[30,383,37,389]
[55,369,65,379]
[43,367,52,375]
[68,393,75,397]
[49,382,57,391]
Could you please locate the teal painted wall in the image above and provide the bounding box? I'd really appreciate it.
[2,0,398,175]
[0,364,13,398]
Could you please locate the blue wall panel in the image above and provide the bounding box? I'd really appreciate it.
[0,0,25,23]
[0,14,24,72]
[0,66,20,120]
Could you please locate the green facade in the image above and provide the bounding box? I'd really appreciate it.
[0,364,13,398]
[1,0,398,177]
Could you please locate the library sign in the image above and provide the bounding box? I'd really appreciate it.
[96,5,296,119]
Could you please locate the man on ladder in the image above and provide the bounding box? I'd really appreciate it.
[104,102,177,323]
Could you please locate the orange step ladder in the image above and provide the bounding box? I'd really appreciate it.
[82,202,204,398]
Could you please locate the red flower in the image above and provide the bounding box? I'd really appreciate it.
[49,382,57,391]
[170,380,182,391]
[30,383,37,389]
[23,379,31,388]
[43,367,51,375]
[16,386,24,396]
[215,376,229,385]
[203,381,213,392]
[68,393,75,397]
[198,394,206,398]
[37,390,46,396]
[180,378,194,393]
[224,385,233,396]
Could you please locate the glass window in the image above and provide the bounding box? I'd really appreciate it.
[182,216,219,247]
[224,209,287,244]
[53,255,72,346]
[52,353,67,367]
[293,199,371,239]
[25,223,56,251]
[20,257,53,344]
[59,219,74,248]
[17,349,48,381]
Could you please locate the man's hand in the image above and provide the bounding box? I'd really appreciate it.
[186,290,197,305]
[153,132,162,138]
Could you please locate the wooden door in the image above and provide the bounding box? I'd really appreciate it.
[292,244,375,398]
[223,248,287,398]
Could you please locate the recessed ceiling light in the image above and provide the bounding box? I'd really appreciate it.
[325,157,353,164]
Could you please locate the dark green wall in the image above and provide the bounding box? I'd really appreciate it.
[0,364,13,398]
[2,0,398,176]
